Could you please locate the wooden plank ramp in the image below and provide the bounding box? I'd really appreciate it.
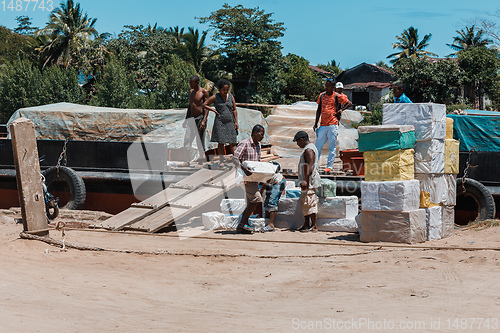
[124,169,239,233]
[94,167,227,231]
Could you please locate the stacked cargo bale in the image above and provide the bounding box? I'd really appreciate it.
[267,103,361,158]
[358,124,426,243]
[383,103,458,240]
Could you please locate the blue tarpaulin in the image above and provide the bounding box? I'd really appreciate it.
[448,112,500,152]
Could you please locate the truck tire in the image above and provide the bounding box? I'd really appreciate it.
[456,178,496,223]
[43,166,86,210]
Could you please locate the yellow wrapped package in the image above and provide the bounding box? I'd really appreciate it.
[364,149,414,181]
[445,139,459,174]
[446,117,454,139]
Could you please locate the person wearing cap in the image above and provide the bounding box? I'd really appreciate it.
[293,130,321,232]
[393,82,412,103]
[313,79,352,173]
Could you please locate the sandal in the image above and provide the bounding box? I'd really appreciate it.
[236,224,254,234]
[263,226,275,232]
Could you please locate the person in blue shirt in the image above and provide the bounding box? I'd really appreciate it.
[393,82,412,103]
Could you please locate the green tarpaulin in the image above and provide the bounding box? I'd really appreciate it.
[358,130,415,152]
[447,113,500,152]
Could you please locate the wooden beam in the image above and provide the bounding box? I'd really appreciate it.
[10,118,48,236]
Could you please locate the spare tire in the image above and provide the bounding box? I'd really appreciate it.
[43,166,86,210]
[456,178,495,223]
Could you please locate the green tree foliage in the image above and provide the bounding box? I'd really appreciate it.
[106,24,174,91]
[387,26,437,64]
[14,16,38,35]
[392,57,463,104]
[458,46,500,109]
[316,59,342,76]
[282,53,323,102]
[447,25,491,57]
[154,54,198,109]
[0,26,32,65]
[176,27,215,74]
[199,4,285,103]
[89,57,139,108]
[0,59,83,122]
[37,0,98,68]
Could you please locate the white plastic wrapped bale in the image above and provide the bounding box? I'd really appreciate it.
[317,218,358,232]
[360,209,427,244]
[416,174,456,207]
[361,180,420,211]
[337,124,359,151]
[383,103,446,141]
[241,161,278,183]
[202,212,226,230]
[223,215,241,229]
[414,139,445,174]
[317,196,358,219]
[274,197,303,229]
[248,218,266,232]
[442,206,455,239]
[426,206,443,240]
[220,199,246,215]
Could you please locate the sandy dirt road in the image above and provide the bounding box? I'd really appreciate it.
[1,209,499,332]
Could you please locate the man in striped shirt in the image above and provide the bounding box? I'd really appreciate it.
[232,124,265,234]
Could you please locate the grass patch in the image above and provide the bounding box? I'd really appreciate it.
[465,219,500,230]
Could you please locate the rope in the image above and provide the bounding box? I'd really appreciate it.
[19,230,500,257]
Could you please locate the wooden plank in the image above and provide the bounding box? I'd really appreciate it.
[126,170,238,233]
[97,168,226,230]
[10,118,48,235]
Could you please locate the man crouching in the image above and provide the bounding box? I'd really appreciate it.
[293,131,321,232]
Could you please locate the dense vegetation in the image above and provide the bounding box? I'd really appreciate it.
[0,1,499,124]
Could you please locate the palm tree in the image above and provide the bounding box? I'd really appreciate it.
[167,26,184,47]
[37,0,98,67]
[387,26,437,64]
[176,27,215,74]
[447,25,491,57]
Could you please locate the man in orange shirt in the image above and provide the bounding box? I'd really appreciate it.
[313,79,352,172]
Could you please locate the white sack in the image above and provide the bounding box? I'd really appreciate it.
[415,174,456,206]
[220,199,246,215]
[242,161,279,183]
[383,103,446,140]
[361,180,420,211]
[442,206,455,238]
[222,215,241,230]
[340,110,364,123]
[426,206,443,241]
[202,212,226,230]
[248,218,266,232]
[357,124,415,134]
[360,209,427,244]
[414,139,445,174]
[317,218,358,232]
[274,197,303,229]
[317,196,358,219]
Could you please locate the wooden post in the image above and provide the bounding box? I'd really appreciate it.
[10,117,48,236]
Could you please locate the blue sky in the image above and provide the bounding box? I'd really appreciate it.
[1,0,499,69]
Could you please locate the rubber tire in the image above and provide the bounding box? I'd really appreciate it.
[43,166,86,210]
[456,178,496,222]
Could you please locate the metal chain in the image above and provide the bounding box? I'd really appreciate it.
[55,138,69,174]
[461,149,474,193]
